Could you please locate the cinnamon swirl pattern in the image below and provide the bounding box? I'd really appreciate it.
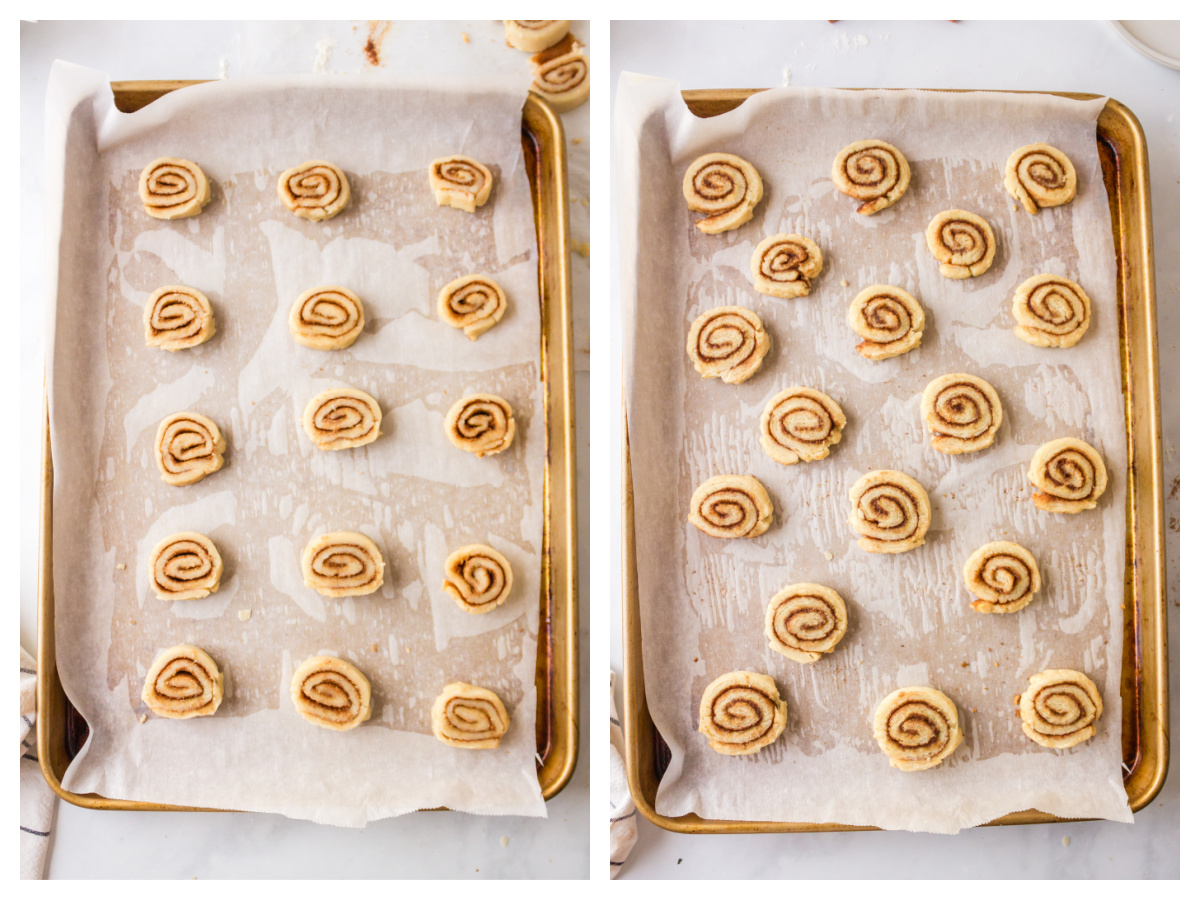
[764,584,848,664]
[504,19,570,51]
[925,209,997,279]
[291,656,372,731]
[846,285,925,360]
[429,156,494,212]
[698,671,787,756]
[1019,669,1103,749]
[155,412,225,486]
[873,687,964,771]
[920,373,1003,454]
[963,541,1041,614]
[688,474,773,539]
[277,160,350,221]
[442,544,513,615]
[1012,274,1092,348]
[682,153,763,234]
[751,234,824,298]
[444,393,516,457]
[437,275,507,340]
[1004,143,1077,214]
[432,683,510,749]
[142,645,223,719]
[289,286,365,350]
[848,470,931,553]
[303,387,382,450]
[301,532,385,597]
[531,51,590,112]
[138,158,211,220]
[759,386,846,464]
[144,286,215,351]
[685,306,770,384]
[1027,438,1108,513]
[831,139,911,215]
[149,533,223,601]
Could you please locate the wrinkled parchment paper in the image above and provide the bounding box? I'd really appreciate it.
[46,62,546,824]
[618,74,1132,832]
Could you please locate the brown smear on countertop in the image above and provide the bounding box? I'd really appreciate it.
[363,20,391,67]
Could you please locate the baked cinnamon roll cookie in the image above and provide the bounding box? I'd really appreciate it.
[1012,274,1091,348]
[682,153,763,234]
[831,139,911,215]
[1004,143,1077,214]
[1027,438,1107,513]
[303,387,381,451]
[848,470,930,553]
[925,209,997,279]
[759,387,845,464]
[289,287,365,350]
[277,160,350,221]
[155,412,225,486]
[688,474,773,539]
[751,234,823,298]
[301,532,385,597]
[142,645,223,719]
[291,656,372,731]
[873,686,964,771]
[764,584,848,664]
[432,683,510,749]
[148,533,223,601]
[139,158,211,220]
[920,373,1003,454]
[1018,668,1102,749]
[429,156,493,212]
[846,285,924,360]
[442,544,513,615]
[531,51,590,112]
[698,671,787,756]
[686,306,770,384]
[437,275,507,340]
[444,393,516,457]
[963,541,1040,614]
[505,19,570,51]
[144,286,215,351]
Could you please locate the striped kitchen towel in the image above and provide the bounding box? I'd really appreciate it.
[610,671,638,878]
[21,646,55,879]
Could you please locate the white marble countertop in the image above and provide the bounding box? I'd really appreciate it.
[20,19,590,879]
[609,19,1178,880]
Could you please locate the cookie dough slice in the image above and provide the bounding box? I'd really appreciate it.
[277,160,351,221]
[148,532,223,601]
[1005,143,1077,214]
[142,645,223,719]
[698,671,787,755]
[301,532,385,597]
[144,286,215,350]
[1018,668,1102,749]
[848,470,930,553]
[832,139,911,214]
[139,158,211,220]
[437,275,507,340]
[765,584,848,664]
[531,51,590,112]
[682,153,763,234]
[846,285,925,360]
[686,306,770,384]
[1027,438,1107,513]
[921,373,1003,454]
[291,656,372,731]
[760,386,845,464]
[688,474,773,539]
[873,686,964,771]
[963,541,1040,614]
[155,412,225,486]
[432,683,510,748]
[445,393,516,456]
[290,287,365,350]
[303,387,382,450]
[429,156,493,212]
[442,544,513,614]
[505,20,570,51]
[751,234,823,298]
[1012,274,1091,348]
[925,209,997,278]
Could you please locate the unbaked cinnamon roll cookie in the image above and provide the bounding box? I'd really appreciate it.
[139,158,211,220]
[848,470,930,553]
[682,153,763,234]
[142,645,223,719]
[1019,668,1102,749]
[149,532,223,601]
[1012,274,1091,348]
[759,387,845,464]
[442,544,513,614]
[144,286,215,351]
[429,156,493,212]
[831,139,911,215]
[291,655,372,731]
[437,275,507,340]
[846,285,925,360]
[698,671,787,756]
[505,19,570,51]
[277,160,350,221]
[432,683,510,749]
[1028,438,1108,513]
[925,209,997,279]
[873,686,964,771]
[963,541,1040,614]
[1004,143,1077,214]
[445,393,516,457]
[531,51,590,112]
[751,234,823,298]
[765,584,848,664]
[920,373,1003,454]
[686,306,770,384]
[289,286,365,350]
[302,532,385,597]
[155,412,225,486]
[303,387,381,450]
[688,475,773,539]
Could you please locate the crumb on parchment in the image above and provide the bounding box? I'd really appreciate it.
[1063,836,1071,847]
[839,279,849,286]
[823,551,833,561]
[371,643,378,652]
[500,836,509,847]
[238,609,252,622]
[139,714,147,724]
[116,563,126,570]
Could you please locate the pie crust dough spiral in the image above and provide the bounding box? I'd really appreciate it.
[142,645,223,719]
[764,584,848,664]
[848,470,931,553]
[1012,274,1092,348]
[301,532,385,597]
[505,19,571,51]
[149,532,223,601]
[751,234,824,298]
[432,683,510,749]
[698,671,787,756]
[155,412,225,486]
[138,158,211,220]
[1019,668,1103,749]
[1005,143,1077,214]
[303,387,382,451]
[290,656,372,731]
[759,386,846,464]
[1027,438,1108,513]
[531,51,591,112]
[831,139,911,215]
[920,373,1003,454]
[437,275,507,340]
[429,156,494,212]
[277,160,350,221]
[925,209,997,279]
[686,306,770,384]
[144,285,215,351]
[442,544,513,615]
[289,286,365,350]
[445,393,516,457]
[688,474,773,539]
[846,285,925,360]
[963,541,1041,614]
[873,686,964,771]
[682,153,763,234]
